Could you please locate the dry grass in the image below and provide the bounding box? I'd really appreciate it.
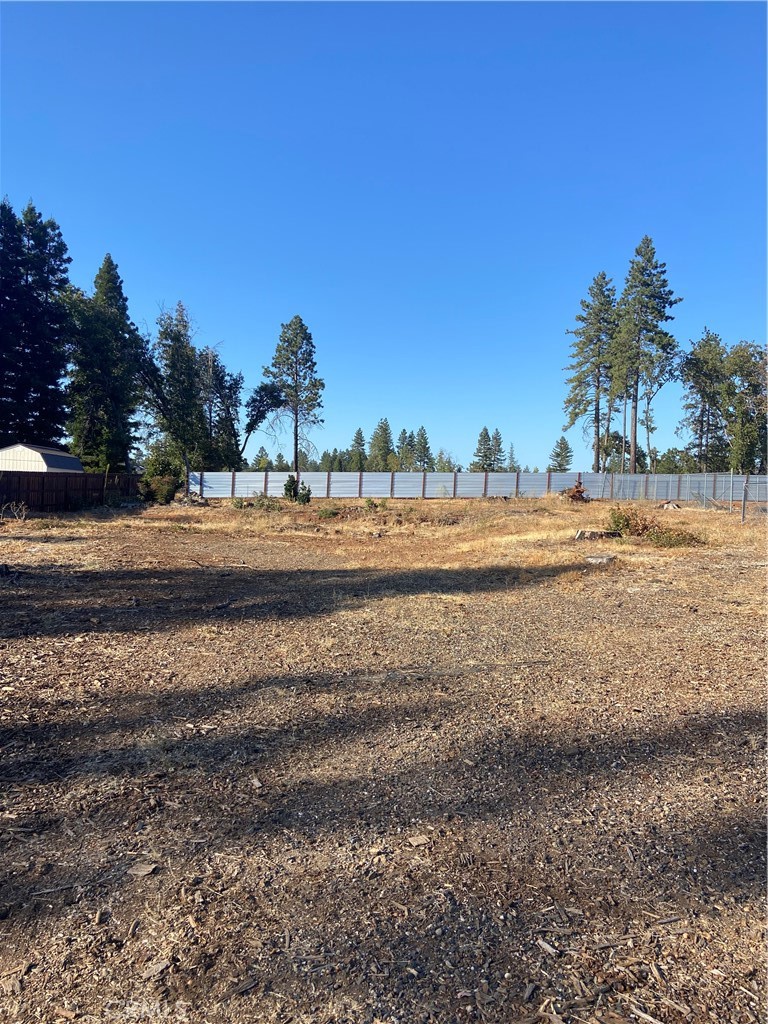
[0,498,765,1024]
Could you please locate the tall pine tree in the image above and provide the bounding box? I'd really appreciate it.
[472,427,493,471]
[413,425,434,471]
[367,418,395,471]
[563,271,617,472]
[614,237,681,473]
[263,315,324,472]
[67,254,144,471]
[0,200,71,445]
[678,329,729,472]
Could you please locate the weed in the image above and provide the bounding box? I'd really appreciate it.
[318,505,340,519]
[607,505,703,548]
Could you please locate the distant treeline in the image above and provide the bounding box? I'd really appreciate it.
[1,202,764,477]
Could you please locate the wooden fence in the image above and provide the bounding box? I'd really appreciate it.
[0,471,139,513]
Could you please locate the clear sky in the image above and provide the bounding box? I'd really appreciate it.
[2,1,765,469]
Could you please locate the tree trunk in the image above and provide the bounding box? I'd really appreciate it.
[629,377,639,474]
[293,414,299,473]
[621,395,628,474]
[592,383,601,473]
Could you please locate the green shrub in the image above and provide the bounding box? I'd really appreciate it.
[296,482,312,505]
[318,505,340,519]
[252,492,282,512]
[138,475,178,504]
[284,475,298,501]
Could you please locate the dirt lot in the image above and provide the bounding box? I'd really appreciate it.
[0,497,764,1024]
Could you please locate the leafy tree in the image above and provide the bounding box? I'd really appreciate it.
[656,447,699,474]
[413,425,434,471]
[367,418,395,471]
[721,342,767,473]
[67,254,145,472]
[263,315,324,472]
[434,449,461,472]
[0,200,72,446]
[472,427,493,471]
[506,443,521,472]
[563,271,618,472]
[348,428,367,471]
[678,329,729,472]
[548,436,574,472]
[614,237,681,473]
[489,428,504,471]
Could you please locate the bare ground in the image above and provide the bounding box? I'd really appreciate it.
[0,498,765,1024]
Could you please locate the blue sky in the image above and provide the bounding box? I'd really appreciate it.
[2,1,765,469]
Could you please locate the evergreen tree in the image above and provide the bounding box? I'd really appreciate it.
[563,271,618,472]
[548,436,574,472]
[472,427,493,471]
[396,428,415,470]
[413,425,434,471]
[250,446,273,471]
[273,451,290,472]
[614,237,681,473]
[506,443,521,472]
[67,254,144,471]
[348,428,367,471]
[678,329,729,472]
[367,418,395,471]
[656,448,698,474]
[263,315,324,472]
[198,346,245,468]
[142,302,207,479]
[721,341,767,473]
[489,428,504,471]
[0,200,72,445]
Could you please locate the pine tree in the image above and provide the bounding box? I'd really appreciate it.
[142,302,207,479]
[413,425,434,471]
[472,427,493,471]
[563,271,617,472]
[250,446,272,471]
[434,449,461,472]
[367,418,395,471]
[548,436,574,472]
[678,329,729,472]
[0,201,72,445]
[67,254,144,471]
[489,428,504,471]
[348,428,367,471]
[198,346,245,468]
[506,443,520,472]
[614,237,681,473]
[396,428,415,470]
[273,452,290,471]
[263,315,324,472]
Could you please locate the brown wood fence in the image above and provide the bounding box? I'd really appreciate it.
[0,472,139,512]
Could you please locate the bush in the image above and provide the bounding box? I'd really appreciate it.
[138,475,178,504]
[607,505,703,548]
[317,505,340,519]
[284,475,298,500]
[252,492,282,512]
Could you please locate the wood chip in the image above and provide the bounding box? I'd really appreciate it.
[126,861,157,877]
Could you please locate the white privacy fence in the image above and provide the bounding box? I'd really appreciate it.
[188,470,767,505]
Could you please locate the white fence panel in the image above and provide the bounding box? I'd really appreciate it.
[486,473,516,497]
[549,472,579,494]
[202,472,233,498]
[298,472,329,498]
[361,473,392,498]
[329,472,361,498]
[517,473,548,497]
[394,473,423,498]
[455,473,485,498]
[265,472,292,497]
[423,473,455,498]
[233,472,266,498]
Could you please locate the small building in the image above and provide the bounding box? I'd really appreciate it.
[0,444,85,474]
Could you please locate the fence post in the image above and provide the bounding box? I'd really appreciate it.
[483,472,488,498]
[231,471,236,499]
[730,470,734,512]
[609,474,614,500]
[677,474,681,501]
[644,474,649,499]
[742,474,749,523]
[422,472,427,499]
[712,473,717,499]
[452,472,457,498]
[358,472,363,499]
[326,471,331,499]
[199,470,205,498]
[390,471,395,499]
[515,471,520,498]
[546,471,551,495]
